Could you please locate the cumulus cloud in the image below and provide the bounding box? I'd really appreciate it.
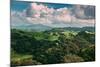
[11,3,95,27]
[71,5,95,19]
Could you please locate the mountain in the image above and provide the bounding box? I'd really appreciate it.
[11,13,52,31]
[11,24,52,32]
[45,27,95,32]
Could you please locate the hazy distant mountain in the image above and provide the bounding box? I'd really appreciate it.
[45,26,95,32]
[11,23,52,32]
[11,19,95,32]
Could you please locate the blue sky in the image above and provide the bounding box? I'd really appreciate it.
[11,1,30,11]
[11,0,73,11]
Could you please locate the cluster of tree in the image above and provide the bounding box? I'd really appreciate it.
[11,29,95,66]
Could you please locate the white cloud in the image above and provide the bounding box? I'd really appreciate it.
[11,3,95,27]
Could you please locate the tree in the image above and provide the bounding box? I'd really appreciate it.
[79,45,95,61]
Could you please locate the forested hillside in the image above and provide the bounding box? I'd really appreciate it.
[11,28,95,66]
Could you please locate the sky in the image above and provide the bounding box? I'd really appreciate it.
[11,0,95,27]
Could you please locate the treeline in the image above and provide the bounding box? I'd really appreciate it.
[11,29,95,66]
[45,27,95,32]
